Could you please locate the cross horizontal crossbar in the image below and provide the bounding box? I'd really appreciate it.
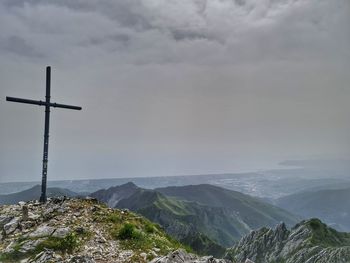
[6,96,82,110]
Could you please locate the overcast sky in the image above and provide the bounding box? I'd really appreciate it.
[0,0,349,182]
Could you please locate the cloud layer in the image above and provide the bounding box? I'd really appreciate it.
[0,0,349,181]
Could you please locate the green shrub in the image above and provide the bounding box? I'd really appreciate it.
[144,222,155,233]
[118,223,141,240]
[309,219,321,230]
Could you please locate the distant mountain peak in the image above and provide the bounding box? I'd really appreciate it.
[90,182,140,208]
[120,181,138,188]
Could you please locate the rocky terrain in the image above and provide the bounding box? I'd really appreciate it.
[151,249,231,263]
[0,197,230,262]
[225,218,350,263]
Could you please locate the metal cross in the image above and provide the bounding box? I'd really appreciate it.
[6,66,82,203]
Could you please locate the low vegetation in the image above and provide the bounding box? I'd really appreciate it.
[307,218,350,247]
[96,209,189,260]
[36,233,79,253]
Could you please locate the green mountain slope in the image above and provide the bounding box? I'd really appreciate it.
[156,184,299,228]
[0,185,79,205]
[276,187,350,231]
[115,189,226,257]
[91,183,299,257]
[226,218,350,263]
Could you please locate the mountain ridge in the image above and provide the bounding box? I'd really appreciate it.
[90,182,299,257]
[226,218,350,263]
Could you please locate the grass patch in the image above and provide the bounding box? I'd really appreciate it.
[106,213,123,224]
[0,245,24,262]
[36,233,78,253]
[107,214,189,261]
[144,221,155,234]
[117,223,142,240]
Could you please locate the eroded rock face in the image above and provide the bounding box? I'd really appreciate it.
[151,249,230,263]
[226,220,350,263]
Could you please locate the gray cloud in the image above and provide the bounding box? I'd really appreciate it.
[1,36,44,58]
[0,0,349,182]
[1,0,348,64]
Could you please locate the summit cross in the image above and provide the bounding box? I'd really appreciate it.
[6,66,82,203]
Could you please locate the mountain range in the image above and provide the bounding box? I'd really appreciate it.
[90,182,299,256]
[1,181,350,262]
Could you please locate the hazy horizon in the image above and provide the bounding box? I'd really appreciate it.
[1,0,349,182]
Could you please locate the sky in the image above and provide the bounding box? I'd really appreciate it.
[0,0,349,182]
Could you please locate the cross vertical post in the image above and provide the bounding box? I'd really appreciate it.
[40,66,51,203]
[6,66,82,203]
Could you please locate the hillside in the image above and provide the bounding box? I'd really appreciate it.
[225,218,350,263]
[156,184,298,228]
[91,183,299,256]
[276,187,350,231]
[0,197,228,263]
[97,188,226,257]
[0,185,80,205]
[91,182,139,208]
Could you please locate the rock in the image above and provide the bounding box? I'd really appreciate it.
[30,249,59,263]
[28,225,55,238]
[225,219,350,263]
[69,255,95,263]
[52,227,70,238]
[75,227,86,234]
[245,259,255,263]
[4,217,20,235]
[21,220,37,231]
[151,249,229,263]
[22,205,29,220]
[0,215,14,227]
[52,196,66,204]
[0,197,223,263]
[19,238,45,253]
[150,250,158,257]
[4,241,16,253]
[28,212,41,221]
[140,252,147,260]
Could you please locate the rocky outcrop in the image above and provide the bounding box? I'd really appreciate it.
[1,197,211,263]
[151,249,231,263]
[226,219,350,263]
